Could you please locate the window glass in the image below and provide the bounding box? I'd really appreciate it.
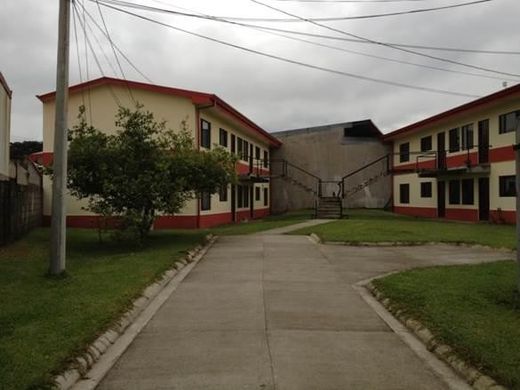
[461,124,474,150]
[201,192,211,210]
[399,143,410,163]
[449,180,460,204]
[219,185,228,202]
[263,188,268,206]
[399,183,410,204]
[449,128,460,153]
[420,182,432,198]
[420,136,432,152]
[219,128,228,147]
[461,179,474,205]
[499,111,520,134]
[200,120,211,149]
[499,175,516,197]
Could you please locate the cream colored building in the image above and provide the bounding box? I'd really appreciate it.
[385,84,520,223]
[0,73,11,180]
[36,77,281,229]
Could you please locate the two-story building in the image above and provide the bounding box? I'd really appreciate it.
[35,77,281,229]
[386,84,520,223]
[0,72,11,180]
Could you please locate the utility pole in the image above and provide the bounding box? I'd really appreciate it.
[516,115,520,292]
[50,0,70,275]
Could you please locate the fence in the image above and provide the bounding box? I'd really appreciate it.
[0,161,42,245]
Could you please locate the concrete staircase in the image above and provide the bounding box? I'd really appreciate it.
[283,176,318,196]
[316,197,342,219]
[343,170,389,198]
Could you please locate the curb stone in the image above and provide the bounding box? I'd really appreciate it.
[365,282,508,390]
[53,233,216,390]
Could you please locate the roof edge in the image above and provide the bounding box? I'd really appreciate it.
[0,72,12,98]
[384,83,520,141]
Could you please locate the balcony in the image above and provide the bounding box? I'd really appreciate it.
[237,154,270,183]
[415,146,490,178]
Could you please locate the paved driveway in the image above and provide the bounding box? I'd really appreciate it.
[98,231,512,390]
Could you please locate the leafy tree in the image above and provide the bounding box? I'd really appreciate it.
[10,141,43,160]
[65,105,237,240]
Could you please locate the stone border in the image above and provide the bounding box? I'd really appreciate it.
[308,234,514,254]
[53,234,217,390]
[365,281,507,390]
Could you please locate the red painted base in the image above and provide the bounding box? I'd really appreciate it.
[43,208,272,229]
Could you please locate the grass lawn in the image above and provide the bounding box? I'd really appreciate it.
[0,228,207,389]
[292,209,517,249]
[374,261,520,389]
[208,209,313,235]
[0,210,312,389]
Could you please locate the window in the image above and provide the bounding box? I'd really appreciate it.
[449,180,460,204]
[499,111,520,134]
[461,124,474,150]
[243,140,249,160]
[255,146,260,160]
[200,120,211,149]
[264,188,268,206]
[399,184,410,204]
[399,143,410,163]
[420,136,432,152]
[255,187,260,201]
[499,175,516,197]
[219,185,228,202]
[461,179,474,205]
[263,150,268,168]
[231,134,236,153]
[237,185,243,208]
[201,192,211,211]
[243,186,250,207]
[237,137,243,157]
[449,128,460,153]
[420,182,432,198]
[219,128,228,147]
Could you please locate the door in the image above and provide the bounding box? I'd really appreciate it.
[437,181,446,217]
[231,185,236,222]
[437,132,446,170]
[478,178,490,221]
[478,120,490,164]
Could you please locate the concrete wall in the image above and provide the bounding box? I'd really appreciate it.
[0,74,11,179]
[271,123,391,213]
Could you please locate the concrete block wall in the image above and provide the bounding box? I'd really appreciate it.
[270,121,391,213]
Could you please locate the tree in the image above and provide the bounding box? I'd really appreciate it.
[65,105,237,240]
[10,141,43,160]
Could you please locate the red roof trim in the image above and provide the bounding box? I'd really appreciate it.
[37,77,281,147]
[0,72,12,98]
[384,83,520,141]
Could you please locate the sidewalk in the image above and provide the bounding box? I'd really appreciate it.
[97,231,508,389]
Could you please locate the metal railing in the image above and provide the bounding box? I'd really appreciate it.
[338,154,390,198]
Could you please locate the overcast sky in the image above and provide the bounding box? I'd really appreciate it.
[1,0,520,142]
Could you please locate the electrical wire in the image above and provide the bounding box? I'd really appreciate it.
[94,0,520,56]
[76,0,153,83]
[93,0,519,82]
[72,5,87,110]
[250,0,520,77]
[95,1,483,99]
[73,1,123,107]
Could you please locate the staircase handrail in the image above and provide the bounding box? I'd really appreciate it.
[339,154,390,198]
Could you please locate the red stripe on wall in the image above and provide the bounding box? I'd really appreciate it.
[445,208,479,222]
[154,215,198,229]
[393,206,437,218]
[490,209,516,224]
[489,145,515,163]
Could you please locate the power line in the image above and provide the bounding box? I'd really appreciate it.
[94,0,520,56]
[76,0,153,83]
[95,1,482,99]
[96,0,518,82]
[72,5,87,110]
[250,0,520,78]
[95,0,137,103]
[271,0,465,2]
[220,0,492,22]
[72,1,123,106]
[95,0,492,22]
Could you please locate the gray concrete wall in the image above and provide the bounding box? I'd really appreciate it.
[270,123,391,213]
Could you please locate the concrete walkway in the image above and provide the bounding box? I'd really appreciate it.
[98,228,512,389]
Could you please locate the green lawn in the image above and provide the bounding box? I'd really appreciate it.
[374,261,520,389]
[292,209,517,249]
[0,228,207,389]
[209,209,313,235]
[0,210,312,389]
